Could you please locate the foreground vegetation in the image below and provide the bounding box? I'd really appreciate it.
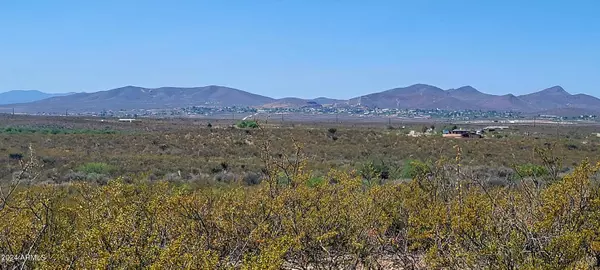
[2,141,600,269]
[2,116,600,268]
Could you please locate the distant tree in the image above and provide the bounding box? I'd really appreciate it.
[327,128,338,141]
[8,153,23,161]
[443,125,458,131]
[220,162,229,171]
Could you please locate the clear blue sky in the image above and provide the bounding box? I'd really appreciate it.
[1,0,599,99]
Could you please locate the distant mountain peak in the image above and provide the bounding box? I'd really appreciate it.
[409,83,439,89]
[448,86,481,94]
[206,84,228,88]
[540,85,569,95]
[446,86,490,104]
[112,85,143,91]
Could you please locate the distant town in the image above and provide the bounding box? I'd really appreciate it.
[23,104,599,123]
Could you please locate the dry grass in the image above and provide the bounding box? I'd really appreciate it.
[1,115,599,185]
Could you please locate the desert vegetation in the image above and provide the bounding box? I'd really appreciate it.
[2,116,600,269]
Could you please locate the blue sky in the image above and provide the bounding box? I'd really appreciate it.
[1,0,599,99]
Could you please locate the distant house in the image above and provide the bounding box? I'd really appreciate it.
[118,119,137,123]
[442,129,482,139]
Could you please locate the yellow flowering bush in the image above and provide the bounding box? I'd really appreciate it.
[1,146,600,269]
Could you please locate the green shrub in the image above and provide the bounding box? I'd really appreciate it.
[237,120,259,129]
[306,176,325,187]
[359,160,395,184]
[400,159,426,179]
[76,162,116,175]
[516,163,548,178]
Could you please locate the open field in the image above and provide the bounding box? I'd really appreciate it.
[2,114,600,185]
[2,114,600,268]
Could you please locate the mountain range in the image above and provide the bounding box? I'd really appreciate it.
[0,86,274,113]
[348,84,600,113]
[0,90,73,105]
[1,84,599,115]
